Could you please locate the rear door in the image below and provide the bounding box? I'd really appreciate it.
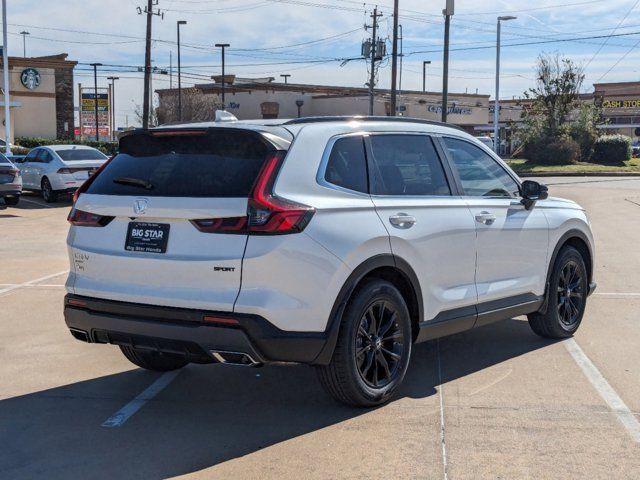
[68,129,284,312]
[367,133,478,325]
[440,136,549,310]
[21,149,39,188]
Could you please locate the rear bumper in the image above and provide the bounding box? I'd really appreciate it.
[0,184,21,195]
[63,294,331,365]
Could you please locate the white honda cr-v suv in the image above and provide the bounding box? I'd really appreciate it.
[64,114,596,407]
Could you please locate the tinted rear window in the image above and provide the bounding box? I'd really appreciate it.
[57,149,107,161]
[86,130,273,197]
[0,154,9,164]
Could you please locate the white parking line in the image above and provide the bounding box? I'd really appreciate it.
[0,271,68,296]
[0,284,65,287]
[436,339,449,480]
[595,292,640,297]
[101,370,182,428]
[564,338,640,443]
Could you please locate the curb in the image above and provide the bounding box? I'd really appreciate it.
[515,171,640,177]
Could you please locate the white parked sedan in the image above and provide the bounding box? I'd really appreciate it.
[19,145,108,202]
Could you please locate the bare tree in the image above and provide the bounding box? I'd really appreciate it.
[524,53,585,137]
[156,89,219,124]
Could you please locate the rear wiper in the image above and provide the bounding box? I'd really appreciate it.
[112,176,154,190]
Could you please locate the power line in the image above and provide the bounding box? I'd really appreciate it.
[584,0,640,69]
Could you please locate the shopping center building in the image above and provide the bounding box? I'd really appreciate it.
[156,76,490,131]
[0,54,77,141]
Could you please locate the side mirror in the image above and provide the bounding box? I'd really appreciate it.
[520,180,548,210]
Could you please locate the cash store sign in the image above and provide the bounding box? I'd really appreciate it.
[602,99,640,109]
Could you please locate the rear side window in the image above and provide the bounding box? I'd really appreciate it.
[324,136,368,193]
[36,150,52,163]
[86,130,273,197]
[369,135,451,196]
[442,137,519,197]
[57,149,107,161]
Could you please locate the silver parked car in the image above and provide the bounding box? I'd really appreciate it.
[0,153,22,206]
[19,145,108,202]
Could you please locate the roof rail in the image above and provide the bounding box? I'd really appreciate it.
[281,116,465,131]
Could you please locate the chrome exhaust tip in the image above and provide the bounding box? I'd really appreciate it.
[210,350,261,367]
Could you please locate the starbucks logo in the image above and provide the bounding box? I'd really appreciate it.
[20,68,40,90]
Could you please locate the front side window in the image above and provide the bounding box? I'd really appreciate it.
[443,137,519,198]
[369,135,451,196]
[324,136,368,193]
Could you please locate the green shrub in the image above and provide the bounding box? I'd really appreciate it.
[524,136,581,165]
[591,135,631,165]
[15,137,118,156]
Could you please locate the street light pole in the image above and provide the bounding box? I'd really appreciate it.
[2,0,11,154]
[422,60,431,92]
[494,15,516,155]
[19,31,29,57]
[177,20,186,122]
[107,76,119,141]
[280,74,291,84]
[215,43,230,109]
[441,0,454,123]
[90,63,102,142]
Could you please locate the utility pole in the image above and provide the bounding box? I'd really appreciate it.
[177,20,186,121]
[366,8,383,116]
[215,43,230,109]
[494,16,517,155]
[441,0,454,122]
[169,50,172,89]
[19,31,29,58]
[422,60,431,92]
[138,0,163,129]
[90,63,102,141]
[389,0,400,116]
[2,0,11,154]
[107,76,119,141]
[398,24,403,106]
[280,74,291,84]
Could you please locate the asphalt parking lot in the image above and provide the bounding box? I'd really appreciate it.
[1,178,640,479]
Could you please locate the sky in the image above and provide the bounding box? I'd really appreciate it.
[5,0,640,127]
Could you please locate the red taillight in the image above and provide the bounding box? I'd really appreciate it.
[67,297,87,307]
[191,152,315,235]
[203,315,240,326]
[67,208,114,227]
[72,155,114,204]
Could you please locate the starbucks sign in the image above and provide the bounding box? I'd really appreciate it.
[20,68,40,90]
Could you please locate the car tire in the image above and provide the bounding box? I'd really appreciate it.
[316,279,412,407]
[41,177,58,203]
[528,246,588,338]
[119,345,189,372]
[4,196,19,206]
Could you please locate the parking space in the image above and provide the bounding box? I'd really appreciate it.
[1,178,640,479]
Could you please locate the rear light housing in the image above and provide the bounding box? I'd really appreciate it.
[67,208,114,227]
[191,151,315,235]
[72,155,114,204]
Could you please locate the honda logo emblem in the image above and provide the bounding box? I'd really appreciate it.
[133,198,148,215]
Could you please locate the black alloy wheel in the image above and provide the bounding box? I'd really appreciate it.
[355,300,405,388]
[557,259,584,329]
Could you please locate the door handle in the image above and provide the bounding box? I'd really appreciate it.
[389,213,416,229]
[475,211,496,225]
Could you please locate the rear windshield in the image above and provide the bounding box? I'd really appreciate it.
[86,130,273,198]
[57,149,107,161]
[0,154,9,164]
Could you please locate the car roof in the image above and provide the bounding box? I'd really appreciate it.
[45,145,99,151]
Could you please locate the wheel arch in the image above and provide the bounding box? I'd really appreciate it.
[313,254,423,364]
[539,229,594,314]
